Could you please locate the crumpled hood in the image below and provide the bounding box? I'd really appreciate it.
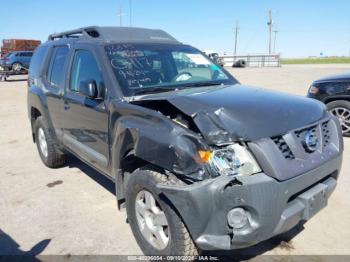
[137,84,326,144]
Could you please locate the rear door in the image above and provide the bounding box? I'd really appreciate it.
[21,52,33,68]
[61,45,109,173]
[43,45,70,138]
[17,52,28,67]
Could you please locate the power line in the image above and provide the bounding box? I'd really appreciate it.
[233,21,239,57]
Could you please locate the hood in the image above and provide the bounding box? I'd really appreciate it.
[314,73,350,83]
[136,85,326,144]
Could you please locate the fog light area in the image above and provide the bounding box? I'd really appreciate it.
[227,208,249,229]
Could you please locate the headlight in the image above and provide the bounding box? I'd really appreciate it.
[199,144,261,177]
[308,85,319,94]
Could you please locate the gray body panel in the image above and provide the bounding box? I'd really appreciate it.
[158,154,342,250]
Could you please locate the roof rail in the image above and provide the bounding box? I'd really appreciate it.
[48,26,100,41]
[47,26,180,44]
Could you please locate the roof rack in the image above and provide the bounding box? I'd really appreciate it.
[48,26,100,41]
[47,26,180,44]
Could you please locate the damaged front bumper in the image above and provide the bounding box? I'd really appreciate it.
[157,154,342,250]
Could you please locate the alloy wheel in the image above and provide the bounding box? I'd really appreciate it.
[38,127,48,158]
[135,190,169,250]
[329,107,350,134]
[12,63,22,72]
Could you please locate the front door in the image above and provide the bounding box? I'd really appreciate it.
[62,47,109,173]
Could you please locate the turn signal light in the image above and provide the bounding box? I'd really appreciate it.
[198,150,213,163]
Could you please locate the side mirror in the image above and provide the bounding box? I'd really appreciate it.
[79,79,98,99]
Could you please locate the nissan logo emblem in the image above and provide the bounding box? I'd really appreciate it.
[303,131,318,152]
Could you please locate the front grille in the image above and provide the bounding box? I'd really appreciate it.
[272,136,295,159]
[322,121,330,147]
[273,120,331,159]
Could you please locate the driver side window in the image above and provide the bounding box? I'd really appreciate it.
[70,50,103,93]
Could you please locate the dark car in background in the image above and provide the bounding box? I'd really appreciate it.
[0,51,33,72]
[307,73,350,136]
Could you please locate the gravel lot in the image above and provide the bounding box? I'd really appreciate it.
[0,65,349,259]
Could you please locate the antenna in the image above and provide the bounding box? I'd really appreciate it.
[233,21,239,57]
[267,10,273,54]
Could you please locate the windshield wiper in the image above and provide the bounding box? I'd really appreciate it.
[133,86,179,95]
[181,81,224,88]
[132,81,224,95]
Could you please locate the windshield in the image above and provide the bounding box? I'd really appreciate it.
[105,44,236,96]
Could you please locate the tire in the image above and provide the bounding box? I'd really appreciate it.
[239,59,247,68]
[326,100,350,136]
[232,59,246,68]
[11,62,22,73]
[34,116,66,168]
[126,168,198,256]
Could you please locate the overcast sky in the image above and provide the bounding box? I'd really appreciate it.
[1,0,349,57]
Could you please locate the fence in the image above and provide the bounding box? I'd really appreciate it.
[220,54,281,67]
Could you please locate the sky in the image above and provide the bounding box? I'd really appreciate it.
[1,0,350,58]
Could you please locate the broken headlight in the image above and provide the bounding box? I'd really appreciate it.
[201,144,261,177]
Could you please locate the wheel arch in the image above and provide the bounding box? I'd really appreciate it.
[116,150,150,208]
[323,96,350,104]
[110,118,204,209]
[30,106,42,142]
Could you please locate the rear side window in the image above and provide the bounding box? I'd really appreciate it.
[29,46,49,78]
[21,52,32,57]
[48,46,69,88]
[69,50,102,92]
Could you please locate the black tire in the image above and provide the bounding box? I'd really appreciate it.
[232,59,246,68]
[239,59,246,68]
[126,168,198,256]
[11,62,22,73]
[326,100,350,137]
[34,116,66,168]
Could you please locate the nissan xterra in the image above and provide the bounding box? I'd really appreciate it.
[27,26,343,256]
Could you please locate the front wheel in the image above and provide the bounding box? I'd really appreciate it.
[327,100,350,136]
[126,169,198,256]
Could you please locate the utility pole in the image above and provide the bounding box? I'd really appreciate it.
[129,0,132,27]
[267,10,273,54]
[273,29,278,53]
[233,21,239,57]
[117,7,124,27]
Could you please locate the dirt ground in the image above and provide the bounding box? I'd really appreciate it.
[0,64,349,259]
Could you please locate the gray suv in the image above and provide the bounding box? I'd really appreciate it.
[27,26,343,256]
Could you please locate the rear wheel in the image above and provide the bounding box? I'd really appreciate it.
[34,116,66,168]
[126,168,198,256]
[12,62,22,73]
[327,100,350,136]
